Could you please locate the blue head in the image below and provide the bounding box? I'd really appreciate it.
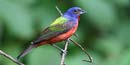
[64,7,85,18]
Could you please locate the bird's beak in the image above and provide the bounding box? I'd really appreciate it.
[80,10,86,14]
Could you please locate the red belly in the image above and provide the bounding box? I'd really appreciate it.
[49,24,78,43]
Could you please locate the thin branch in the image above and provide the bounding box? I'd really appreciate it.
[50,44,64,52]
[60,39,69,65]
[0,50,24,65]
[55,6,63,16]
[69,39,93,63]
[73,33,84,43]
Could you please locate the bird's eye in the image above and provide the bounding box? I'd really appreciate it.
[74,10,77,13]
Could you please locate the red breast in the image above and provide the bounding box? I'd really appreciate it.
[49,22,78,43]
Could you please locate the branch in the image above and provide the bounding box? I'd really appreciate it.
[69,39,93,63]
[60,39,69,65]
[0,50,24,65]
[73,33,84,43]
[55,6,63,16]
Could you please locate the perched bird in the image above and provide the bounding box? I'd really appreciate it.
[17,7,85,59]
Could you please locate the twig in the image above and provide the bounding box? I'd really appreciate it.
[69,39,93,63]
[51,44,64,52]
[55,6,63,16]
[0,50,24,65]
[73,33,84,43]
[60,39,69,65]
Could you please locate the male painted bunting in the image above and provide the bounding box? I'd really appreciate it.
[17,7,85,59]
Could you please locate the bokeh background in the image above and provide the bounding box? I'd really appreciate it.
[0,0,130,65]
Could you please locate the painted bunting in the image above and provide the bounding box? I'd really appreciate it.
[17,7,85,59]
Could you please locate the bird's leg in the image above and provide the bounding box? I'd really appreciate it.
[50,44,67,54]
[69,39,93,63]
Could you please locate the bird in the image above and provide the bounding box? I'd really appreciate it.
[17,7,85,59]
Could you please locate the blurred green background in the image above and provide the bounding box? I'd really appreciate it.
[0,0,130,65]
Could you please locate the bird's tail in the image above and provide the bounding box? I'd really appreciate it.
[17,42,36,60]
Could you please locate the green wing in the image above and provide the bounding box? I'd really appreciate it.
[33,17,73,44]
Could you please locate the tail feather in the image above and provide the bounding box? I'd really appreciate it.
[17,43,36,60]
